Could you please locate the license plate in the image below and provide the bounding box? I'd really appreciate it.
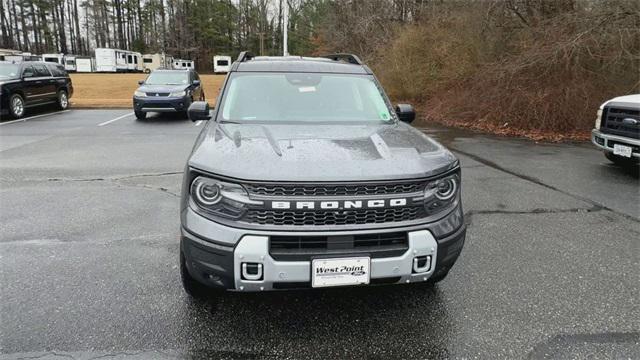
[613,144,633,158]
[311,257,370,288]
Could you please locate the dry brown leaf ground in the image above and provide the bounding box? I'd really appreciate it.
[69,73,226,108]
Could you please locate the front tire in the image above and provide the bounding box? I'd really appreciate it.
[9,94,25,119]
[428,270,450,284]
[56,90,69,110]
[414,270,450,290]
[135,110,147,120]
[180,251,210,298]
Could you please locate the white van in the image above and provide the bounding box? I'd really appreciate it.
[42,53,64,64]
[173,59,194,70]
[95,48,128,72]
[213,55,231,73]
[76,57,95,72]
[142,53,173,73]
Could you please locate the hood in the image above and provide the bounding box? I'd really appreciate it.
[188,121,458,182]
[0,79,20,86]
[600,94,640,109]
[137,84,188,93]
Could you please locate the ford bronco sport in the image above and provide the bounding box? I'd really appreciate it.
[179,52,466,295]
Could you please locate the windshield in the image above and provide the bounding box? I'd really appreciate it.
[218,73,394,123]
[0,63,20,79]
[145,71,189,85]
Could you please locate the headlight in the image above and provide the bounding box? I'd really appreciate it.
[193,179,221,205]
[190,176,251,219]
[134,90,146,97]
[595,108,603,129]
[423,173,460,213]
[169,90,186,97]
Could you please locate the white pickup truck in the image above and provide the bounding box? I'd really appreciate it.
[591,94,640,166]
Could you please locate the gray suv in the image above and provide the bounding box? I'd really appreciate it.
[180,52,465,295]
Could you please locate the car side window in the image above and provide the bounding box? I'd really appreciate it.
[22,66,36,78]
[48,64,67,77]
[33,64,51,77]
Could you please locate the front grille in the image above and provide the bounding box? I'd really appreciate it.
[602,106,640,139]
[272,277,401,289]
[269,232,408,261]
[244,206,426,226]
[146,92,170,97]
[607,140,640,153]
[142,103,173,108]
[246,181,428,197]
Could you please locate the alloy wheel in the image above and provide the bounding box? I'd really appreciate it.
[59,92,68,109]
[11,96,24,117]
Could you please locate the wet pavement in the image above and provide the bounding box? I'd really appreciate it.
[0,110,638,359]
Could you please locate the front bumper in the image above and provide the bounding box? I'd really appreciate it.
[592,129,640,158]
[181,206,466,291]
[133,96,190,113]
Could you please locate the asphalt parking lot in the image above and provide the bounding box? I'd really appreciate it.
[1,109,638,359]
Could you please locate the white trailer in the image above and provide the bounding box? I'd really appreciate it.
[42,53,64,64]
[126,51,143,72]
[213,55,232,74]
[0,49,42,63]
[76,57,95,72]
[0,48,22,61]
[95,48,128,72]
[142,53,173,73]
[64,55,77,72]
[173,59,194,70]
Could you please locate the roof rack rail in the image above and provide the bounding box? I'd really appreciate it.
[322,53,363,65]
[236,51,254,63]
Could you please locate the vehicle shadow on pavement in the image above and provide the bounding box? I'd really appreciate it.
[605,163,640,178]
[0,104,62,122]
[179,284,454,356]
[139,113,191,123]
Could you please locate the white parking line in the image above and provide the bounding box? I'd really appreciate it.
[194,121,203,127]
[97,112,134,127]
[0,110,71,126]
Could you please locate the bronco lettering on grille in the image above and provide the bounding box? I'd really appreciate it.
[268,198,409,210]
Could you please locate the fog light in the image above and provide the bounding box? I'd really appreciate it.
[241,262,263,281]
[413,256,432,273]
[595,136,605,146]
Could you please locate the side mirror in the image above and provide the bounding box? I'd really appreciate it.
[188,101,211,122]
[138,80,144,85]
[192,80,201,87]
[396,104,416,123]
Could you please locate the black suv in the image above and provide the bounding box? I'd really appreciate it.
[0,61,73,118]
[132,69,205,119]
